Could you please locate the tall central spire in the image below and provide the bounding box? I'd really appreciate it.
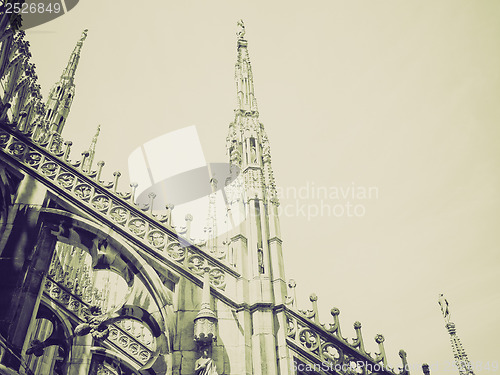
[226,20,278,204]
[44,29,88,135]
[225,19,282,286]
[223,21,288,374]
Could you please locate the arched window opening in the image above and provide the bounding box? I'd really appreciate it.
[47,242,130,314]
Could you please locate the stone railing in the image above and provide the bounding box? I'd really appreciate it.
[0,125,240,296]
[284,291,409,375]
[0,13,239,294]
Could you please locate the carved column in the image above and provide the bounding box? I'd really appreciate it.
[0,208,56,372]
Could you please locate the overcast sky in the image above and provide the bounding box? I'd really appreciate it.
[25,0,500,373]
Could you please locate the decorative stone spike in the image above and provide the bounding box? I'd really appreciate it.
[351,321,367,355]
[165,204,174,225]
[63,141,72,161]
[325,307,346,341]
[309,293,319,323]
[148,192,156,213]
[422,363,430,375]
[81,151,90,172]
[130,182,138,202]
[113,171,121,193]
[96,161,105,182]
[399,350,409,375]
[374,334,387,366]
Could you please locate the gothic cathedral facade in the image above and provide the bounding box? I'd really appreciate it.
[0,8,412,375]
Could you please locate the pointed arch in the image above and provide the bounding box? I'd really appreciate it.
[39,208,174,365]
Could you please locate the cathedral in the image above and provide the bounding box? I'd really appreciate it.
[0,6,415,375]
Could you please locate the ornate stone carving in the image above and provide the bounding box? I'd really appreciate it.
[91,194,111,212]
[128,217,146,237]
[165,240,186,261]
[110,206,128,224]
[0,127,236,291]
[74,183,92,200]
[56,172,75,189]
[25,151,42,167]
[147,229,165,248]
[40,161,58,177]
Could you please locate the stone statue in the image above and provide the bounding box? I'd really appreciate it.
[250,145,257,164]
[195,350,218,375]
[258,248,264,274]
[236,19,245,40]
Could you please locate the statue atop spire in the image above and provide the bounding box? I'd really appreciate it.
[80,29,88,42]
[236,19,245,40]
[438,293,450,323]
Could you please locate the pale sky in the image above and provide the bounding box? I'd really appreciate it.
[25,0,500,373]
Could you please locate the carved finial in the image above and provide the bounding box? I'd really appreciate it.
[148,192,156,213]
[352,321,368,355]
[96,160,105,182]
[237,19,245,40]
[374,334,387,366]
[113,171,121,192]
[325,307,346,341]
[81,151,90,171]
[300,293,319,323]
[422,363,430,375]
[130,182,138,203]
[399,350,409,375]
[164,203,174,225]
